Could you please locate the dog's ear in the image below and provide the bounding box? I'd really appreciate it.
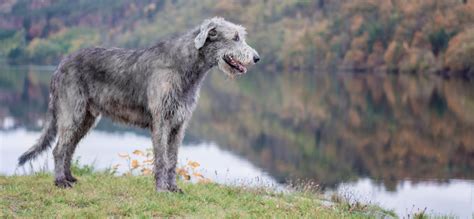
[194,19,217,49]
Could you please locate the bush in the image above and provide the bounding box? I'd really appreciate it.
[399,48,436,73]
[27,38,63,64]
[0,30,25,57]
[384,41,406,72]
[429,29,452,56]
[444,28,474,77]
[23,27,100,64]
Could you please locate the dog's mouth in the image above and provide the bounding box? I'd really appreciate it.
[223,55,247,74]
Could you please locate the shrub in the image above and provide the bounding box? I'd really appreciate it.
[444,28,474,76]
[384,41,406,72]
[399,48,436,73]
[0,30,25,57]
[26,38,63,64]
[429,29,452,56]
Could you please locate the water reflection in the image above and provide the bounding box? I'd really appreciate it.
[1,65,474,216]
[334,178,474,218]
[1,66,474,187]
[192,70,474,189]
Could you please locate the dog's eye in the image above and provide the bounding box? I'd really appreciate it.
[233,33,240,42]
[208,28,217,37]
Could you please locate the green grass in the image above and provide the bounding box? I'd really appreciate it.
[0,172,394,218]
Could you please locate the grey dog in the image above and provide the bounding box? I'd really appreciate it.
[18,17,260,192]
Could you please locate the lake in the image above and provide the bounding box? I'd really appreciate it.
[0,65,473,217]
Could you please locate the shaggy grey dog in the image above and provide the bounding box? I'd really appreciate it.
[18,17,260,192]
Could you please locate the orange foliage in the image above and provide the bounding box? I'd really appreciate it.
[115,149,211,183]
[444,28,474,74]
[384,41,405,70]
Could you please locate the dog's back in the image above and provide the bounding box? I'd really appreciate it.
[57,47,156,127]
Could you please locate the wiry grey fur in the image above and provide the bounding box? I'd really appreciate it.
[18,17,259,192]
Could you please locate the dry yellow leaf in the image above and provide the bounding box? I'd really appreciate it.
[176,167,191,180]
[176,168,187,175]
[183,174,191,180]
[187,161,200,168]
[141,168,152,175]
[131,159,139,169]
[143,159,154,163]
[132,150,145,156]
[192,172,204,178]
[198,178,212,184]
[118,153,130,158]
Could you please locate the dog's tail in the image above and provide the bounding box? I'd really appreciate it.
[18,96,57,166]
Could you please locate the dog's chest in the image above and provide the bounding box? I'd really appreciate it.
[150,70,205,124]
[160,87,198,124]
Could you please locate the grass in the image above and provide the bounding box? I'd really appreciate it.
[0,172,395,218]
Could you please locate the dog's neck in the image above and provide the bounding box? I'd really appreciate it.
[176,29,214,89]
[148,28,214,96]
[150,28,214,75]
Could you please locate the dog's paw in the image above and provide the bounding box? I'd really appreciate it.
[55,178,74,188]
[168,185,184,194]
[155,185,183,193]
[66,175,78,183]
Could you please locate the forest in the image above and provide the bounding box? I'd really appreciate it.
[1,0,474,78]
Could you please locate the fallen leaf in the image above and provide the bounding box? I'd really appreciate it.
[183,174,191,180]
[143,159,154,164]
[176,168,187,176]
[188,161,200,168]
[132,150,145,156]
[192,172,204,178]
[131,159,139,169]
[141,168,152,175]
[198,178,212,184]
[118,153,130,158]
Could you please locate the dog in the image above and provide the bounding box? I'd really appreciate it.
[18,17,260,192]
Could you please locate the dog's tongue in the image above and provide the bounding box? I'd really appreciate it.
[237,64,247,73]
[229,56,247,73]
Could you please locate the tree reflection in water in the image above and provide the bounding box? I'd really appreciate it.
[1,66,473,190]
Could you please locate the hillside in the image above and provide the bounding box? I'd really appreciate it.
[0,173,394,218]
[1,0,474,77]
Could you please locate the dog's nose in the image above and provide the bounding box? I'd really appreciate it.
[253,55,260,63]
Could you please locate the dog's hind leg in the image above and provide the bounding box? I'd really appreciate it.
[53,126,82,188]
[63,112,96,183]
[53,111,94,187]
[52,80,91,188]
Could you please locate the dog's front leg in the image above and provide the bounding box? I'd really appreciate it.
[151,120,171,192]
[166,122,185,193]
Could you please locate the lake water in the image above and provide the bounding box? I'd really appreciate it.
[0,65,473,217]
[0,128,278,187]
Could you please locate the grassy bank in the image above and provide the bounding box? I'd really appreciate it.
[0,173,393,218]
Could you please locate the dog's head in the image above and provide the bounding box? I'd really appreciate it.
[194,17,260,76]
